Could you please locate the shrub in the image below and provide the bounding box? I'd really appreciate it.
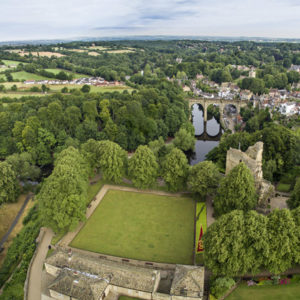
[210,277,235,299]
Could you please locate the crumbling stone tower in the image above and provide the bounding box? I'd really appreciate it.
[226,142,274,205]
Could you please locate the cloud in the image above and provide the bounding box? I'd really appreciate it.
[0,0,299,41]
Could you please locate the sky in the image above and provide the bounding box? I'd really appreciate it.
[0,0,300,41]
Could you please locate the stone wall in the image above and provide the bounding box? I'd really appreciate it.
[226,142,263,185]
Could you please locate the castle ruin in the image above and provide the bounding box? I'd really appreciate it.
[226,142,275,205]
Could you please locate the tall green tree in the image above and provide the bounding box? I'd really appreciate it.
[162,148,189,191]
[291,206,300,264]
[80,139,100,172]
[214,163,257,216]
[128,145,158,188]
[0,161,20,204]
[203,210,269,276]
[97,140,127,183]
[266,209,298,274]
[187,161,220,198]
[203,210,248,276]
[38,147,89,232]
[287,178,300,209]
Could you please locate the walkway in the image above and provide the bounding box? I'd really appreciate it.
[0,193,33,249]
[59,184,190,247]
[27,228,54,300]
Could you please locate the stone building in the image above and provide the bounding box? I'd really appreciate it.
[225,142,275,204]
[42,249,204,300]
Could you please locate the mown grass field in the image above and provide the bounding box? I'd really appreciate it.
[0,83,134,99]
[1,59,26,66]
[44,68,90,79]
[227,282,300,300]
[0,92,44,99]
[11,71,49,81]
[71,190,195,264]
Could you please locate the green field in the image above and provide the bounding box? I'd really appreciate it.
[227,282,300,300]
[0,83,133,99]
[0,92,43,99]
[11,71,49,81]
[2,59,26,66]
[45,68,90,79]
[71,190,195,264]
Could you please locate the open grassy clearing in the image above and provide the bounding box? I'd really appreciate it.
[1,59,26,66]
[0,92,45,99]
[227,282,300,300]
[11,71,50,81]
[71,190,195,264]
[44,68,90,78]
[0,83,133,98]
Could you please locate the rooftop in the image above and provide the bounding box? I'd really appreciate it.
[171,265,204,298]
[46,249,159,293]
[48,269,108,300]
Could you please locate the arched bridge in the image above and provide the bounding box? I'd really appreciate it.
[188,97,248,123]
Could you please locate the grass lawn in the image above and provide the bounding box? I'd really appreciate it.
[87,179,105,204]
[11,71,49,81]
[0,92,44,99]
[276,183,291,193]
[44,68,90,79]
[0,84,133,99]
[227,282,300,300]
[71,190,195,264]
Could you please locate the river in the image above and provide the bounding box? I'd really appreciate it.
[189,104,222,165]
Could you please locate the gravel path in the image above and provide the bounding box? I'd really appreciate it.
[27,228,54,300]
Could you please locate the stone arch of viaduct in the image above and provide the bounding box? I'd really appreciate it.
[188,98,248,123]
